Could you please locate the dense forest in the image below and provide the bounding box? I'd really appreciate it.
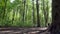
[0,0,52,27]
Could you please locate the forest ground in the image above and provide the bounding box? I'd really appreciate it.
[0,27,50,34]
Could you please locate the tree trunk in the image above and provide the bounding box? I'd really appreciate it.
[46,0,49,27]
[25,3,28,23]
[32,0,36,26]
[42,0,46,27]
[3,0,7,19]
[49,0,60,34]
[36,0,40,27]
[22,0,26,23]
[12,9,15,24]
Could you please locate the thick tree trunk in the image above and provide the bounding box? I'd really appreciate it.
[49,0,60,34]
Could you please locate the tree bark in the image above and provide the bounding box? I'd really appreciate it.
[32,0,36,26]
[36,0,40,27]
[49,0,60,34]
[12,9,15,24]
[3,0,7,19]
[22,0,26,23]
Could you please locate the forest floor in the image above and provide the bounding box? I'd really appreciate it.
[0,27,49,34]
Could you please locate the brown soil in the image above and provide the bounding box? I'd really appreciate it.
[0,27,50,34]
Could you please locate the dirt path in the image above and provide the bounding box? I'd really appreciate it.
[0,27,48,34]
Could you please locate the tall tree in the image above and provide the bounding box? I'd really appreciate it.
[48,0,60,34]
[22,0,26,23]
[42,0,48,27]
[36,0,40,27]
[3,0,7,19]
[46,0,49,27]
[12,9,15,24]
[32,0,36,26]
[25,0,28,23]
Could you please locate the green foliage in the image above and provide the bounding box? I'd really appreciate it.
[23,21,33,27]
[0,0,52,27]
